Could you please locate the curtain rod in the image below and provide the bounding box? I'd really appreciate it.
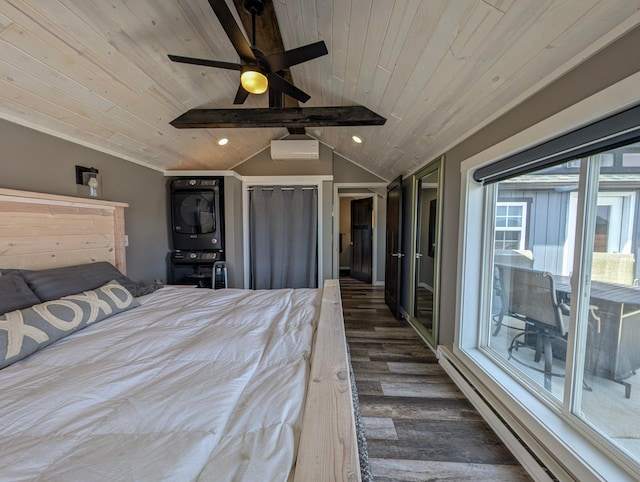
[247,187,317,191]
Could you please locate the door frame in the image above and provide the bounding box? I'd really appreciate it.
[243,175,332,289]
[385,176,403,319]
[333,183,387,284]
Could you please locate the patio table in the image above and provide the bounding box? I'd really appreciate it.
[555,276,640,398]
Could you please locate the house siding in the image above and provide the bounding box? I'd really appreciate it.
[498,188,570,275]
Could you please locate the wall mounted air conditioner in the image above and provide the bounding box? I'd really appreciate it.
[270,140,319,160]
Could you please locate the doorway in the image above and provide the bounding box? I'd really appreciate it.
[333,183,387,284]
[350,197,373,283]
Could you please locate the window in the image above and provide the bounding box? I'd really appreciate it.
[495,202,527,250]
[489,167,573,403]
[462,105,640,479]
[485,146,640,474]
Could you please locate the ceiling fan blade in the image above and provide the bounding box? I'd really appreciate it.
[263,41,328,71]
[208,0,255,62]
[250,45,267,61]
[170,106,387,128]
[168,54,241,71]
[233,85,250,104]
[267,73,310,103]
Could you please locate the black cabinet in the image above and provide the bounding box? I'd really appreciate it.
[169,251,223,288]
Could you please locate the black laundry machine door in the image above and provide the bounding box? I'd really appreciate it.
[173,190,217,235]
[170,178,224,251]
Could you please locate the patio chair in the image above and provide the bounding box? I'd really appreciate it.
[495,264,602,392]
[492,250,534,336]
[495,265,569,391]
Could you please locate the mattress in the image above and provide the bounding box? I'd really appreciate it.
[0,286,322,481]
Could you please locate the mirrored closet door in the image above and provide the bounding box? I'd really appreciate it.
[410,158,443,348]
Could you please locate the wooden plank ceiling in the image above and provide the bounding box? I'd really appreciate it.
[1,0,639,180]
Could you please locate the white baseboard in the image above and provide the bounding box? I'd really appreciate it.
[437,347,559,482]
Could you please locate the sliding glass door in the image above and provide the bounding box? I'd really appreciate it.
[485,143,640,466]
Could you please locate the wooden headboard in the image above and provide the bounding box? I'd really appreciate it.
[0,188,128,273]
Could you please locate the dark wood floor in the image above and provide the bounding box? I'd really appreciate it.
[340,278,532,481]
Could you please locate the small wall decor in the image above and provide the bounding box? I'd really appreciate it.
[75,165,102,198]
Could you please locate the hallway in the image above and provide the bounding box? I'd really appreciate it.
[340,278,532,481]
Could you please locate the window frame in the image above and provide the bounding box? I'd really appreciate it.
[457,170,639,481]
[494,201,528,250]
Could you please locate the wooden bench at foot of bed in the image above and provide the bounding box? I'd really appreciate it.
[294,279,361,481]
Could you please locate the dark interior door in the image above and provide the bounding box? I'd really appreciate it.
[385,176,403,319]
[351,197,373,283]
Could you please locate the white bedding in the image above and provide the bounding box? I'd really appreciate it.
[0,286,322,481]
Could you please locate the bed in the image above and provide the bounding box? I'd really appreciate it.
[0,188,360,481]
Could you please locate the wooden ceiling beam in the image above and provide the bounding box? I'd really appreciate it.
[170,106,387,129]
[231,0,303,134]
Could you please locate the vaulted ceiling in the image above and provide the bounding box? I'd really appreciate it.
[1,0,639,181]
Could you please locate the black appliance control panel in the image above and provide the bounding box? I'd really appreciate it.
[171,250,222,264]
[171,178,219,188]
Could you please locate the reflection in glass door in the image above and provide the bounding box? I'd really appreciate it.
[410,158,443,347]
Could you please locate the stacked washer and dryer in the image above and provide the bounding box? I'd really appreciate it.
[168,178,227,288]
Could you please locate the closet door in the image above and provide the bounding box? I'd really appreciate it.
[385,176,403,318]
[249,186,318,289]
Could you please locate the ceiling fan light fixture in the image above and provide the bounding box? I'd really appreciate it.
[241,67,268,94]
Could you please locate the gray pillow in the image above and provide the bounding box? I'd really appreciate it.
[5,262,144,301]
[0,280,139,369]
[0,272,41,315]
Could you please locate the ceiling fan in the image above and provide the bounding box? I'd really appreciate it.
[168,0,386,129]
[169,0,326,106]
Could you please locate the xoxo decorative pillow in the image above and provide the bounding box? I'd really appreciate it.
[0,280,139,369]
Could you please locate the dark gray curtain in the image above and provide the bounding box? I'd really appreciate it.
[249,186,318,289]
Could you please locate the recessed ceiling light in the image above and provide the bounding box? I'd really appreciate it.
[218,138,229,146]
[352,135,362,144]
